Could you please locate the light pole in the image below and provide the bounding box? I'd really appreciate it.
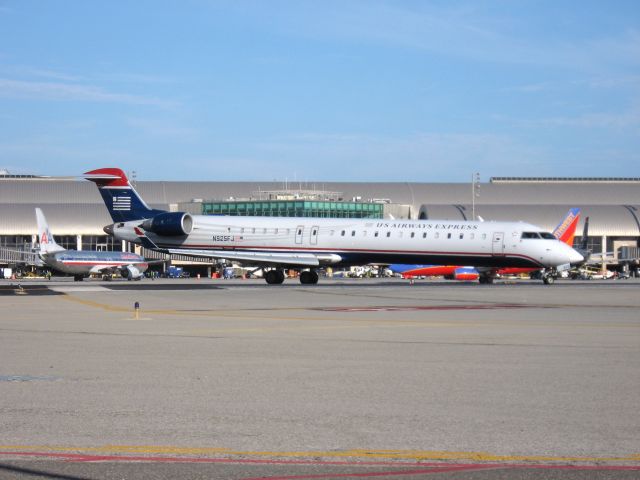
[471,173,480,220]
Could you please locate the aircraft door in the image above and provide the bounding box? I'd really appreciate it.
[295,225,304,244]
[492,232,505,255]
[310,226,319,245]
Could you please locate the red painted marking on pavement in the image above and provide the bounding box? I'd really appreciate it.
[0,451,639,471]
[239,465,494,479]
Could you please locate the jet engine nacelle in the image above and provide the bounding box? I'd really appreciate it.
[445,267,479,281]
[140,212,193,236]
[121,264,144,280]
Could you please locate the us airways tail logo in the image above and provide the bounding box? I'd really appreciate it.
[113,195,131,211]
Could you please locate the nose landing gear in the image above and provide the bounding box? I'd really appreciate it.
[542,269,557,285]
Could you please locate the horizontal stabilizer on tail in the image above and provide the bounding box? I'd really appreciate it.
[84,168,165,223]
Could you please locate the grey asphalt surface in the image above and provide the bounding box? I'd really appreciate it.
[0,277,638,479]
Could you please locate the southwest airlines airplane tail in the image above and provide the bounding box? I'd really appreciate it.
[86,167,583,285]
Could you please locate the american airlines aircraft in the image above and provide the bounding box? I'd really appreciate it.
[36,208,149,281]
[85,168,583,285]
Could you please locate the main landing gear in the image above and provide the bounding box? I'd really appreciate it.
[264,269,285,285]
[478,274,494,284]
[299,270,319,285]
[263,269,319,285]
[73,274,85,282]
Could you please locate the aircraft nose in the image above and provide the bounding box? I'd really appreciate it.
[568,248,584,265]
[103,224,114,235]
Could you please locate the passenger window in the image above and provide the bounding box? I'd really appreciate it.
[447,233,452,239]
[422,232,427,239]
[410,232,415,238]
[459,233,464,239]
[312,229,317,235]
[435,232,440,239]
[374,232,379,237]
[351,230,356,236]
[386,232,391,238]
[341,230,346,236]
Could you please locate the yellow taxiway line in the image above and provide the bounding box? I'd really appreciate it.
[0,445,638,464]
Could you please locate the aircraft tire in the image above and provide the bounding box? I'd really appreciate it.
[73,275,84,282]
[300,270,319,285]
[543,275,555,285]
[265,270,285,285]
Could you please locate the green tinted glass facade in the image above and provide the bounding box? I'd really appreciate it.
[202,200,383,219]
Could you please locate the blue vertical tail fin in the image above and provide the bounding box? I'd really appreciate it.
[84,168,165,222]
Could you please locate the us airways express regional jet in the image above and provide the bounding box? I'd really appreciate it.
[85,168,583,285]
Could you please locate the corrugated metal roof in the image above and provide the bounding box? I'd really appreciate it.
[1,178,638,238]
[470,205,639,237]
[2,203,638,237]
[2,178,639,206]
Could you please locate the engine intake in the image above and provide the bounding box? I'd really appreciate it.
[141,212,193,236]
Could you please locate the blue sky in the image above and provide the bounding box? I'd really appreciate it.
[1,0,639,181]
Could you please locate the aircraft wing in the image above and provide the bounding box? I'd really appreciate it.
[89,265,122,274]
[166,249,341,267]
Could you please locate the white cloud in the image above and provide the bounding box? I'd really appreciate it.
[0,78,177,107]
[249,131,550,181]
[126,117,199,139]
[249,2,640,72]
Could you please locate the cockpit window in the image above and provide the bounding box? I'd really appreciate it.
[540,232,556,239]
[521,232,540,239]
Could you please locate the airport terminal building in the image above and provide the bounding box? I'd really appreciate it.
[1,174,639,271]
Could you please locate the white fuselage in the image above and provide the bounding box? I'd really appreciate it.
[41,250,149,276]
[111,216,583,269]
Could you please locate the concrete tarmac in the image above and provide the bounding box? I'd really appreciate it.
[0,277,638,479]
